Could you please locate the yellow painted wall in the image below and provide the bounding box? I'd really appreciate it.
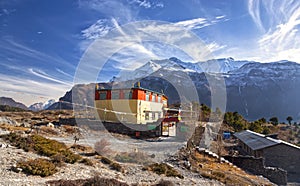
[95,99,164,124]
[95,99,138,123]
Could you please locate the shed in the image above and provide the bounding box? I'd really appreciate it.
[234,130,300,183]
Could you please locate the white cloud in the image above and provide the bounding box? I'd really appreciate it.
[28,68,72,86]
[248,0,265,32]
[246,0,300,62]
[129,0,164,9]
[78,0,135,22]
[0,74,71,106]
[131,0,151,8]
[0,38,75,69]
[81,19,112,40]
[174,16,227,30]
[206,42,226,53]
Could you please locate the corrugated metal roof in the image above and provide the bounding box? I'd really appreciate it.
[233,130,280,150]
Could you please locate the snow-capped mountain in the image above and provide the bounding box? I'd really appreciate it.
[55,57,300,121]
[115,57,250,81]
[29,99,56,111]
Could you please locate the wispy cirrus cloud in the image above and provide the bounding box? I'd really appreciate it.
[79,16,228,78]
[28,68,72,86]
[78,0,136,22]
[248,0,265,32]
[129,0,164,9]
[81,19,113,40]
[174,16,227,30]
[0,74,72,106]
[247,0,300,62]
[0,37,75,69]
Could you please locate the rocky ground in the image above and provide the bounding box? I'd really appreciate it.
[0,111,275,186]
[0,128,223,186]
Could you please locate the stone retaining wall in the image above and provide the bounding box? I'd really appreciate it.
[224,155,287,185]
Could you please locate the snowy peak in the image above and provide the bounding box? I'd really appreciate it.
[116,57,252,81]
[116,59,186,81]
[199,58,249,73]
[29,99,56,111]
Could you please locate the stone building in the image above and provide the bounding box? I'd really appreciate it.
[234,130,300,183]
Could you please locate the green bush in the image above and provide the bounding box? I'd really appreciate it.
[143,163,183,179]
[17,158,57,177]
[1,133,81,164]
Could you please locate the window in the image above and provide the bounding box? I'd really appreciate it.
[149,113,153,120]
[123,90,132,99]
[152,112,156,120]
[152,94,156,102]
[157,96,161,103]
[99,91,107,100]
[145,112,149,120]
[111,90,119,99]
[158,112,161,119]
[146,92,150,101]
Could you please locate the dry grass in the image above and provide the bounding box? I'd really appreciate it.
[46,175,129,186]
[189,150,273,185]
[0,124,29,131]
[114,151,151,165]
[39,126,59,135]
[63,125,77,134]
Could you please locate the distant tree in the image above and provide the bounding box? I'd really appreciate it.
[269,117,279,126]
[258,117,266,124]
[262,127,271,135]
[200,103,211,121]
[286,116,293,125]
[224,111,247,132]
[249,121,263,133]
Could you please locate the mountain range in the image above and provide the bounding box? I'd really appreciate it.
[47,57,300,122]
[0,97,28,110]
[3,57,299,122]
[28,99,56,111]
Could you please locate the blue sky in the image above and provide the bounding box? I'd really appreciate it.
[1,0,300,105]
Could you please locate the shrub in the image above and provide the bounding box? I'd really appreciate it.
[46,175,129,186]
[94,139,111,155]
[80,158,94,166]
[51,153,66,167]
[153,180,175,186]
[71,144,89,151]
[101,156,113,165]
[1,133,81,164]
[59,149,81,164]
[143,163,183,179]
[110,162,124,173]
[99,156,124,172]
[114,151,150,164]
[39,126,59,135]
[17,158,57,177]
[63,125,77,134]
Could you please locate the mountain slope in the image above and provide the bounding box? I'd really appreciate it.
[115,57,250,81]
[0,97,28,110]
[54,58,300,121]
[29,99,56,111]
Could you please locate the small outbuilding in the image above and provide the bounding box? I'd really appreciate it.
[234,130,300,183]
